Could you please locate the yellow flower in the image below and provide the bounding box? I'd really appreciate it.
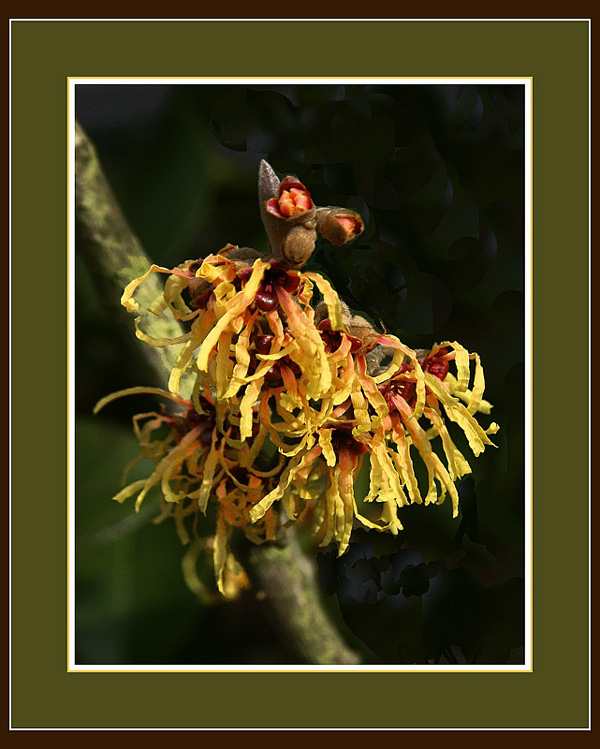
[264,327,498,547]
[251,412,404,556]
[97,160,501,593]
[373,339,499,517]
[94,386,281,597]
[105,265,499,574]
[121,248,349,442]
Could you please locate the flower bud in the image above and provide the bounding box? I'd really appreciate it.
[258,161,317,268]
[316,207,364,246]
[339,300,379,355]
[266,176,314,219]
[281,222,318,269]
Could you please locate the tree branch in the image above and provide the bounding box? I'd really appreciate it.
[243,529,361,665]
[75,120,183,388]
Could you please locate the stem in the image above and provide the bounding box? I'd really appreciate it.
[243,528,361,665]
[75,122,361,666]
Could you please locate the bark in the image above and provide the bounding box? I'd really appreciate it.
[75,120,183,388]
[243,528,360,665]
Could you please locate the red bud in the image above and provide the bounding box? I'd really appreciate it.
[265,177,314,219]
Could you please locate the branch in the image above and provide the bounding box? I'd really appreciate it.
[75,121,361,666]
[243,529,361,665]
[75,121,183,387]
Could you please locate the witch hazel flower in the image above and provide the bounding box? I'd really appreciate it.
[121,246,347,442]
[97,159,499,595]
[94,385,281,598]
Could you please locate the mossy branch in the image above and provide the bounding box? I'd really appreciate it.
[75,120,183,387]
[75,121,361,666]
[242,529,361,665]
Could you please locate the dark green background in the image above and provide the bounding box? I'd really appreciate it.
[11,20,589,728]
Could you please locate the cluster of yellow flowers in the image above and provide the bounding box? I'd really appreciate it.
[95,162,498,598]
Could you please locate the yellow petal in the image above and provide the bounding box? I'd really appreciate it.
[350,386,372,433]
[356,357,390,422]
[424,406,472,482]
[168,333,203,395]
[121,264,172,313]
[445,373,492,414]
[214,513,230,596]
[133,316,192,348]
[196,440,221,513]
[389,430,422,505]
[336,453,359,555]
[425,376,496,456]
[318,429,336,467]
[223,314,258,398]
[256,341,299,361]
[196,260,267,373]
[182,539,218,604]
[215,330,233,400]
[250,446,320,522]
[303,272,344,330]
[239,379,262,441]
[276,287,331,398]
[161,273,194,319]
[93,386,190,414]
[439,340,470,392]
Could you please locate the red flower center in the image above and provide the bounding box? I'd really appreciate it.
[330,426,368,457]
[178,400,216,446]
[377,348,450,410]
[263,356,301,387]
[419,347,449,381]
[378,364,417,408]
[239,260,301,312]
[254,334,275,355]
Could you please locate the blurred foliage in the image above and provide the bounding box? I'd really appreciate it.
[76,82,525,665]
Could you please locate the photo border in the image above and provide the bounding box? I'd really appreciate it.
[66,74,533,676]
[10,18,590,729]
